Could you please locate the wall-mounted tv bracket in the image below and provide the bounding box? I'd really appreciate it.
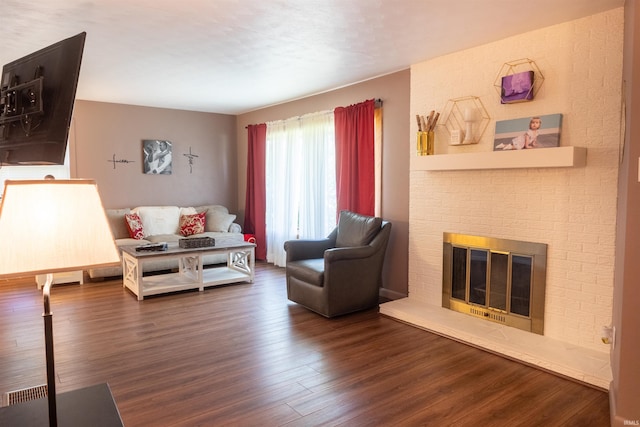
[0,70,44,137]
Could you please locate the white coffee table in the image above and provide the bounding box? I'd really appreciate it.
[120,241,255,300]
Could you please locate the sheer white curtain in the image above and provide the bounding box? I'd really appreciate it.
[265,110,337,266]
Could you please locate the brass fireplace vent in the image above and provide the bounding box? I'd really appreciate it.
[442,233,547,335]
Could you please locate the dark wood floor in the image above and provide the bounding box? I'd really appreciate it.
[0,263,609,426]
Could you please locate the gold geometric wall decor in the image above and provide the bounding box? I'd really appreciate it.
[494,58,544,104]
[440,96,491,145]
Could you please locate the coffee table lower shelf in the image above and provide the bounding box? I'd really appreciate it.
[121,243,255,300]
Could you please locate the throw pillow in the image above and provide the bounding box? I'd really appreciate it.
[179,212,206,236]
[335,210,382,248]
[204,210,236,232]
[134,206,181,236]
[124,213,145,240]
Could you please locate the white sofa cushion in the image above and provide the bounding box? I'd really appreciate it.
[116,237,151,246]
[146,234,180,243]
[133,206,181,237]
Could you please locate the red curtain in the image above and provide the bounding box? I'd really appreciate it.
[243,123,267,260]
[334,99,375,216]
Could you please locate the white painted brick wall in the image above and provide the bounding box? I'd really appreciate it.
[408,9,623,352]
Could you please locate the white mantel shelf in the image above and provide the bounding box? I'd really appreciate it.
[411,146,587,171]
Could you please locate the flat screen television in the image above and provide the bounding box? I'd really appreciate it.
[0,32,86,165]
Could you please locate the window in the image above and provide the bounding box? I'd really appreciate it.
[265,111,336,266]
[255,99,381,266]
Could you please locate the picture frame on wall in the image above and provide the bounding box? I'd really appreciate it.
[143,139,172,174]
[494,113,563,151]
[501,70,534,104]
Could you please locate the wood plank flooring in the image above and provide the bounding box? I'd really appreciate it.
[0,263,609,426]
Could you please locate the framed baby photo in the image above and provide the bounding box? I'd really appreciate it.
[493,114,563,151]
[501,70,534,104]
[142,139,173,174]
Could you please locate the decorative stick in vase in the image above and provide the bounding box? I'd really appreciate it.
[429,112,440,132]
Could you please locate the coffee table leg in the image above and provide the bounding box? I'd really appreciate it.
[228,249,254,282]
[178,255,202,291]
[249,247,254,282]
[122,252,143,300]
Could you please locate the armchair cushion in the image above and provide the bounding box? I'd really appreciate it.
[336,210,382,247]
[286,259,324,286]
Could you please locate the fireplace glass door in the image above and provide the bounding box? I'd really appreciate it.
[442,233,546,334]
[489,252,508,311]
[449,247,533,314]
[469,249,488,306]
[511,255,532,317]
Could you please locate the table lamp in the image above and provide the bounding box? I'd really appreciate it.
[0,179,120,427]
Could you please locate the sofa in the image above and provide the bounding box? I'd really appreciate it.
[88,205,244,279]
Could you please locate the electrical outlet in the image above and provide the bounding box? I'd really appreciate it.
[601,325,615,348]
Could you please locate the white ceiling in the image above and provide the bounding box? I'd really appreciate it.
[2,0,624,115]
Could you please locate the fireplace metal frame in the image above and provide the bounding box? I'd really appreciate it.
[442,232,547,334]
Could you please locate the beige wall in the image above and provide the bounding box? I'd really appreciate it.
[67,73,410,297]
[611,1,640,424]
[236,70,411,297]
[71,100,238,210]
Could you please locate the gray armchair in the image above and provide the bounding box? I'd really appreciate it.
[284,210,391,317]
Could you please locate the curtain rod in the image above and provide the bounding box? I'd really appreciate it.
[245,98,383,128]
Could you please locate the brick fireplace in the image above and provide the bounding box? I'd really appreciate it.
[380,9,623,390]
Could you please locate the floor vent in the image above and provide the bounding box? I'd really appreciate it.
[3,384,48,407]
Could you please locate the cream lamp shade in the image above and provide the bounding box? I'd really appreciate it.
[0,179,120,278]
